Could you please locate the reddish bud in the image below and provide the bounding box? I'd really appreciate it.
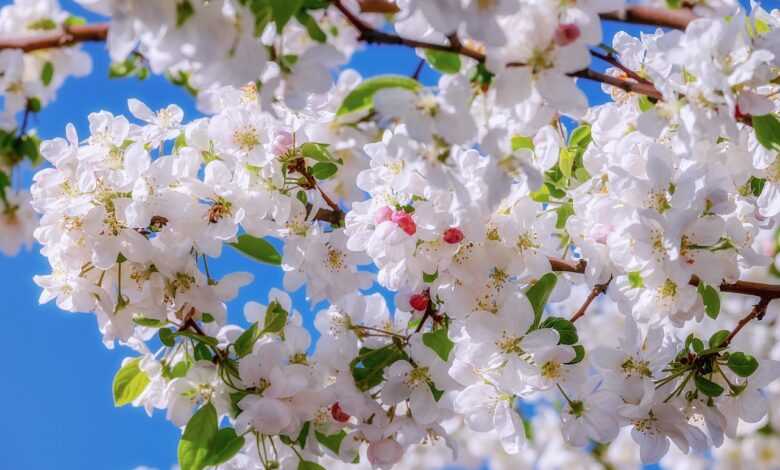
[374,206,393,224]
[391,211,417,235]
[554,23,581,47]
[409,293,429,311]
[442,227,464,244]
[331,402,350,423]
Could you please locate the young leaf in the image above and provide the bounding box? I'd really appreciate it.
[310,162,338,180]
[424,50,461,74]
[566,344,586,364]
[262,301,288,334]
[203,428,245,466]
[558,147,574,178]
[539,317,578,345]
[694,375,724,397]
[526,273,558,330]
[178,402,218,470]
[752,114,780,152]
[176,0,195,27]
[300,142,333,162]
[337,75,421,116]
[422,328,454,362]
[132,316,166,328]
[159,327,176,347]
[270,0,305,32]
[113,358,150,407]
[230,234,282,265]
[298,461,326,470]
[233,323,260,358]
[296,10,326,42]
[41,62,54,86]
[708,330,730,348]
[316,430,346,454]
[351,344,406,391]
[697,283,721,319]
[728,352,759,377]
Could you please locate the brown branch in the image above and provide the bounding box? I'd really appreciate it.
[600,6,696,31]
[570,277,612,323]
[358,1,695,31]
[590,50,652,85]
[724,297,771,346]
[336,0,665,101]
[0,23,109,52]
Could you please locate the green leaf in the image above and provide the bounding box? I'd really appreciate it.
[697,283,721,319]
[176,0,195,27]
[132,316,166,328]
[422,328,454,362]
[310,162,338,180]
[179,402,218,470]
[113,358,150,407]
[27,97,41,113]
[511,135,534,152]
[298,461,326,470]
[230,234,282,265]
[234,323,260,358]
[351,344,406,391]
[193,342,213,362]
[748,176,766,197]
[19,134,42,166]
[270,0,304,32]
[296,10,326,42]
[316,430,346,454]
[177,330,219,347]
[540,317,578,345]
[337,75,421,116]
[170,360,191,379]
[203,428,245,466]
[423,271,438,283]
[694,374,724,397]
[665,0,681,8]
[566,344,586,364]
[555,201,574,230]
[262,300,288,334]
[691,337,704,354]
[159,328,176,347]
[424,49,461,74]
[300,142,334,162]
[41,62,54,86]
[63,15,87,27]
[558,147,574,178]
[568,124,591,150]
[728,352,759,377]
[752,114,780,152]
[27,18,57,30]
[526,273,558,331]
[709,330,730,348]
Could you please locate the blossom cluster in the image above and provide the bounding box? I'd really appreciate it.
[10,0,780,469]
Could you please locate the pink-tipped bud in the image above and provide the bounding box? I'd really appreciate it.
[409,293,429,312]
[272,130,294,156]
[442,227,464,244]
[554,23,581,47]
[391,211,417,235]
[331,402,350,423]
[374,206,393,225]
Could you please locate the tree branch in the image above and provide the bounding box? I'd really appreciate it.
[570,277,612,323]
[357,1,695,31]
[725,297,771,346]
[0,23,109,52]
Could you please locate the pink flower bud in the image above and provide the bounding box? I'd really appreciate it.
[368,438,403,467]
[272,130,294,156]
[409,293,429,311]
[374,206,393,224]
[330,402,350,423]
[554,23,581,46]
[442,227,464,244]
[391,211,416,235]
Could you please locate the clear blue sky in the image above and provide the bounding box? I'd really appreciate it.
[0,1,654,468]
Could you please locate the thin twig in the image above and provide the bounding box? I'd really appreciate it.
[0,23,109,51]
[725,297,772,346]
[570,277,612,323]
[590,50,652,85]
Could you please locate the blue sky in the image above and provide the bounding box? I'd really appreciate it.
[0,1,654,468]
